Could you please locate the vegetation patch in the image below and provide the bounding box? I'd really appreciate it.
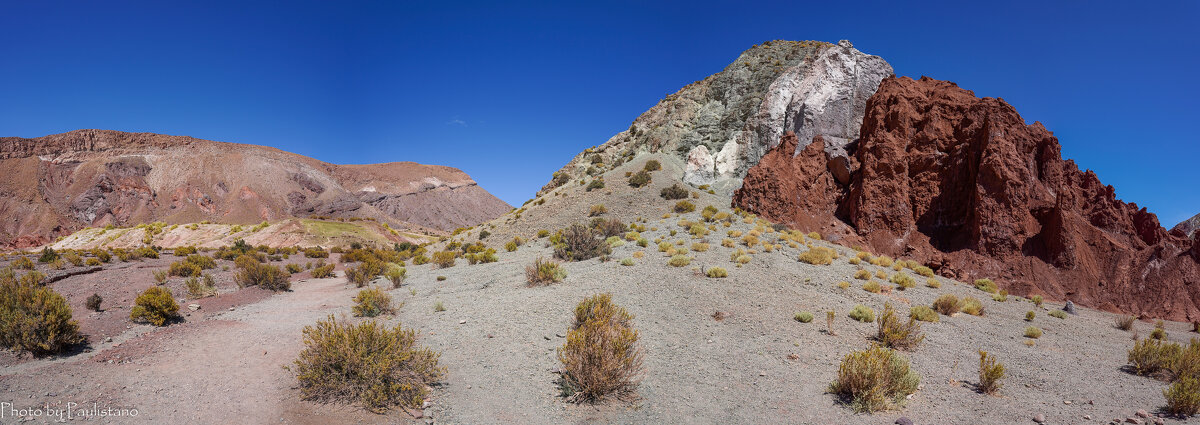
[557,293,644,403]
[828,346,919,412]
[130,286,179,327]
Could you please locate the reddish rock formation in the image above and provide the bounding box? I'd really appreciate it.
[735,76,1200,321]
[0,129,511,248]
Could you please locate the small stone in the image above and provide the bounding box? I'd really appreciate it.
[410,408,424,419]
[1126,417,1142,424]
[458,320,466,324]
[104,337,112,343]
[188,304,201,311]
[543,335,550,341]
[895,417,913,425]
[486,334,494,338]
[229,307,235,311]
[1136,410,1149,418]
[1084,415,1091,420]
[1152,418,1164,425]
[555,333,565,338]
[1033,414,1045,423]
[1064,400,1072,405]
[422,400,431,408]
[1063,300,1077,315]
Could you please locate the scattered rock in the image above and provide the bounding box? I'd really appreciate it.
[1064,400,1072,404]
[895,417,913,425]
[1064,301,1077,315]
[188,304,201,311]
[1033,413,1045,423]
[1126,417,1142,424]
[458,320,466,324]
[1136,410,1149,418]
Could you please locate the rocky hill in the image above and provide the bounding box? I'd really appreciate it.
[1173,213,1200,239]
[0,129,511,249]
[528,40,1198,321]
[734,76,1200,321]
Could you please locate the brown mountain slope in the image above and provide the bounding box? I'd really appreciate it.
[734,76,1200,321]
[0,129,511,248]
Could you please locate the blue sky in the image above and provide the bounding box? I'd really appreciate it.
[2,1,1197,226]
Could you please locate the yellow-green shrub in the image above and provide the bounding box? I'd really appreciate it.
[352,288,394,317]
[933,294,961,316]
[292,315,444,412]
[876,303,923,350]
[978,350,1005,394]
[557,293,643,402]
[961,297,984,316]
[234,261,291,291]
[705,267,727,278]
[828,346,919,412]
[910,306,939,323]
[798,247,835,265]
[849,305,875,322]
[863,280,881,293]
[526,257,567,286]
[974,278,997,294]
[0,270,84,354]
[130,286,179,326]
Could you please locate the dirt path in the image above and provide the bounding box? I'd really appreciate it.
[0,276,405,424]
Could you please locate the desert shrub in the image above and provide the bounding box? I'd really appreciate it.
[586,178,605,191]
[673,201,695,213]
[1048,310,1067,320]
[705,267,727,278]
[12,257,35,270]
[798,247,835,265]
[1024,326,1042,338]
[874,270,887,279]
[667,255,691,267]
[345,260,385,287]
[130,286,179,327]
[592,217,627,238]
[352,288,394,317]
[537,229,550,238]
[186,275,218,299]
[303,247,330,258]
[1128,338,1182,377]
[1165,375,1200,416]
[311,262,335,279]
[795,312,814,323]
[285,263,304,274]
[691,242,709,252]
[436,276,446,281]
[153,269,170,284]
[234,262,291,291]
[85,258,102,266]
[0,272,84,355]
[292,315,444,412]
[37,247,59,263]
[913,266,934,277]
[588,204,608,217]
[925,278,940,288]
[557,293,643,402]
[1025,311,1036,321]
[134,246,159,259]
[86,293,103,311]
[168,261,202,277]
[505,240,519,252]
[627,171,651,188]
[837,281,851,289]
[660,184,688,200]
[1152,327,1168,340]
[385,265,406,288]
[849,305,875,322]
[890,273,915,290]
[933,294,961,316]
[431,251,456,269]
[828,346,919,412]
[184,255,216,270]
[876,303,924,350]
[643,160,661,171]
[554,223,609,262]
[854,270,871,280]
[978,350,1005,394]
[526,257,567,286]
[910,306,939,323]
[961,297,984,316]
[974,279,997,294]
[992,290,1008,302]
[173,246,198,256]
[1116,315,1137,330]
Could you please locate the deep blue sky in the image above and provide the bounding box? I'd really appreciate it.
[2,1,1197,226]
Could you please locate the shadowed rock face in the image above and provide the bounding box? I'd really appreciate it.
[540,39,893,196]
[0,129,511,248]
[1173,213,1200,239]
[735,76,1200,321]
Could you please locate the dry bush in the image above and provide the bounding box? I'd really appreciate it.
[431,251,457,268]
[909,306,939,323]
[660,184,689,200]
[933,294,962,316]
[926,278,940,288]
[385,265,406,288]
[849,305,874,322]
[558,293,643,402]
[854,270,871,280]
[234,261,291,291]
[978,350,1005,394]
[642,160,660,172]
[1128,338,1182,377]
[828,345,919,412]
[292,315,444,412]
[526,257,567,285]
[961,297,984,316]
[889,273,916,290]
[673,201,695,213]
[168,261,202,277]
[130,286,179,327]
[876,303,924,350]
[667,255,691,267]
[705,267,727,278]
[311,262,335,279]
[588,204,608,217]
[1165,375,1200,416]
[0,270,84,355]
[85,293,103,312]
[862,280,882,293]
[627,171,652,187]
[1024,326,1042,339]
[973,278,998,294]
[352,288,394,317]
[554,223,609,261]
[1116,315,1137,331]
[913,266,934,277]
[185,275,218,299]
[798,247,835,265]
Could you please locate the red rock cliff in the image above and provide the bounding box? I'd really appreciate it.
[735,76,1200,321]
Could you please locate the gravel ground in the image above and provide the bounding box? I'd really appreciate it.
[1,155,1196,424]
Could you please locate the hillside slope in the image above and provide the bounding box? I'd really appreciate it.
[0,129,511,248]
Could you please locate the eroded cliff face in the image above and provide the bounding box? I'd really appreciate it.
[735,76,1200,321]
[0,130,510,248]
[539,40,893,196]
